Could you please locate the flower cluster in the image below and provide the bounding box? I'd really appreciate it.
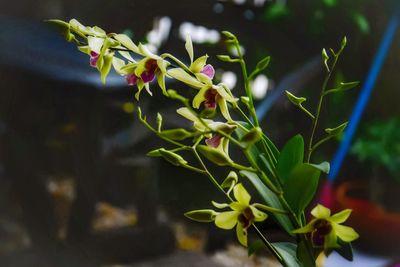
[50,18,359,266]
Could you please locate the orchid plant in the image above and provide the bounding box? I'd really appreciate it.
[49,19,359,266]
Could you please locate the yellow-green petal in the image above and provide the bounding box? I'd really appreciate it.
[156,72,167,95]
[192,86,209,109]
[292,220,316,234]
[212,201,230,209]
[236,222,248,247]
[311,204,331,219]
[167,68,204,89]
[233,183,251,206]
[114,34,140,54]
[249,206,268,222]
[88,36,104,54]
[185,35,194,63]
[229,202,246,211]
[190,55,208,73]
[333,224,359,242]
[215,211,239,230]
[217,97,232,121]
[324,231,338,249]
[330,209,352,224]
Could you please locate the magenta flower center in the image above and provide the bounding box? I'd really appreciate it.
[201,64,215,79]
[90,51,99,67]
[141,59,158,83]
[126,74,139,86]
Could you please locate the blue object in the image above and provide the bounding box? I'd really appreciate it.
[328,14,400,181]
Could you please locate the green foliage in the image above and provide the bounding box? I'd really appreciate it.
[277,135,304,183]
[351,118,400,181]
[283,164,321,216]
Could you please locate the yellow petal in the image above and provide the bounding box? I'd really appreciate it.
[333,224,359,242]
[249,206,268,222]
[324,231,338,249]
[167,68,204,89]
[236,222,248,247]
[215,211,239,230]
[233,183,251,206]
[311,204,331,219]
[292,220,316,234]
[330,209,352,224]
[190,55,208,73]
[192,86,209,109]
[185,35,194,63]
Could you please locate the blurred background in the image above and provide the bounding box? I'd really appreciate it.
[0,0,399,266]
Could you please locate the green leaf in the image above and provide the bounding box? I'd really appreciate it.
[159,128,194,141]
[256,56,271,71]
[197,145,233,166]
[276,134,304,183]
[184,209,217,223]
[273,242,302,267]
[335,239,354,261]
[307,161,330,174]
[325,81,359,95]
[158,148,188,166]
[248,240,265,256]
[240,171,294,234]
[283,164,321,215]
[296,240,316,267]
[325,122,348,137]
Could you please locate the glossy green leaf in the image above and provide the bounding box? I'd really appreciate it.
[240,170,294,234]
[276,134,304,183]
[273,242,302,267]
[283,164,321,215]
[296,240,316,267]
[184,209,217,222]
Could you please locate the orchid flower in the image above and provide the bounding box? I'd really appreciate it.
[293,204,359,250]
[212,183,268,247]
[176,107,236,157]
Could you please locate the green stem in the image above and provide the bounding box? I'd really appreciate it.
[252,225,286,266]
[161,53,192,73]
[306,54,340,163]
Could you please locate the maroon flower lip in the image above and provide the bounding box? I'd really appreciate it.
[205,134,223,148]
[204,88,218,109]
[141,59,158,83]
[89,51,99,67]
[126,74,139,85]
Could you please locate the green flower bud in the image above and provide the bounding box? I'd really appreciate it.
[159,128,194,141]
[158,148,188,166]
[184,209,218,223]
[197,145,233,166]
[240,127,262,147]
